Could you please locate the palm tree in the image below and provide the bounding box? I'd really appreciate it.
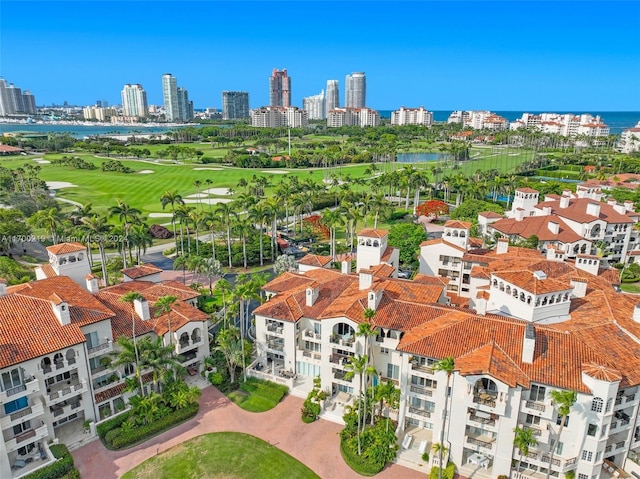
[81,215,110,285]
[172,254,190,284]
[232,217,254,269]
[513,426,538,474]
[28,207,63,244]
[215,278,233,328]
[116,291,146,394]
[129,223,153,265]
[344,354,376,456]
[139,337,183,393]
[214,326,244,383]
[154,295,178,346]
[320,208,345,260]
[234,275,260,382]
[545,390,577,479]
[433,356,455,479]
[358,308,377,425]
[174,204,194,255]
[109,200,141,267]
[160,190,184,252]
[248,202,270,266]
[215,202,236,268]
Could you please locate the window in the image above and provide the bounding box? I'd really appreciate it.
[124,363,135,377]
[581,450,593,462]
[587,424,597,436]
[3,396,28,415]
[530,385,546,402]
[591,397,603,412]
[13,420,31,436]
[380,347,389,355]
[556,415,569,427]
[525,414,541,426]
[386,363,399,380]
[606,397,613,412]
[556,441,563,455]
[601,424,608,438]
[578,474,588,479]
[1,368,22,391]
[596,451,602,462]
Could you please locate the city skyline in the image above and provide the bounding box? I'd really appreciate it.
[1,1,639,111]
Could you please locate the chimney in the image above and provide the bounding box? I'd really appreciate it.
[50,294,71,325]
[475,291,488,316]
[633,304,640,323]
[341,258,352,275]
[562,189,572,198]
[570,278,587,298]
[548,221,560,235]
[368,289,382,310]
[496,238,509,255]
[608,198,617,206]
[134,297,151,320]
[586,202,601,218]
[85,274,99,294]
[546,246,563,262]
[305,284,319,307]
[0,278,6,297]
[515,208,524,221]
[542,206,552,216]
[359,270,373,290]
[522,323,535,364]
[559,196,570,209]
[613,204,626,215]
[575,255,600,276]
[624,200,635,212]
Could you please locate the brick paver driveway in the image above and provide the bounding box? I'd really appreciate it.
[73,386,426,479]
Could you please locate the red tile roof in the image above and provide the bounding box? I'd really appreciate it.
[121,263,162,279]
[445,220,472,229]
[489,215,583,243]
[298,254,333,267]
[535,198,634,224]
[46,242,87,255]
[479,211,503,219]
[358,229,388,238]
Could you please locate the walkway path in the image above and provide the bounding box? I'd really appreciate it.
[72,386,426,479]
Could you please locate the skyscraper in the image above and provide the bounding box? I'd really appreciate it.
[121,84,148,118]
[0,78,37,116]
[325,80,340,114]
[177,87,193,121]
[162,73,179,121]
[269,69,291,107]
[222,91,250,120]
[303,90,325,120]
[345,72,366,108]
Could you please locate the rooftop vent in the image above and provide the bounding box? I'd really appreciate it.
[533,270,547,280]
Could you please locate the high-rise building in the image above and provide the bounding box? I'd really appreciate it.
[120,84,148,118]
[269,69,291,107]
[0,79,37,116]
[325,80,340,114]
[222,91,250,120]
[391,107,434,126]
[327,107,379,128]
[303,90,325,120]
[250,106,308,128]
[176,87,193,121]
[162,73,179,121]
[345,72,366,108]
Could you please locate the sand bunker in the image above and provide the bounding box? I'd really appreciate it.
[193,167,223,171]
[186,193,210,198]
[261,170,288,174]
[183,198,233,205]
[138,169,154,174]
[46,181,77,189]
[202,188,232,196]
[33,159,50,164]
[148,213,173,218]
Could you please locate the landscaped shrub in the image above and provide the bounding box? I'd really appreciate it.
[239,377,288,404]
[97,411,131,439]
[105,402,198,449]
[150,224,172,239]
[428,462,456,479]
[208,372,224,386]
[24,444,75,479]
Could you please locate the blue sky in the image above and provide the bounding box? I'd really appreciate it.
[1,1,639,111]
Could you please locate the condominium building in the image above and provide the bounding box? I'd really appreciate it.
[510,113,611,138]
[326,80,340,113]
[176,87,194,122]
[391,107,434,126]
[0,79,37,116]
[0,243,208,478]
[345,72,366,108]
[82,106,118,122]
[120,84,148,119]
[269,69,291,108]
[253,227,640,479]
[619,123,640,154]
[250,106,308,128]
[162,74,192,122]
[327,107,380,128]
[447,110,508,130]
[222,91,250,120]
[302,90,325,120]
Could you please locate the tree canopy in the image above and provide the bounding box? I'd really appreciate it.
[450,199,504,221]
[388,223,427,270]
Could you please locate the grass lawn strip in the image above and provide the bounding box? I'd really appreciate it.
[121,432,320,479]
[227,378,289,412]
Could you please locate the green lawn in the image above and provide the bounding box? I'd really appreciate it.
[121,432,320,479]
[227,378,289,412]
[620,282,640,294]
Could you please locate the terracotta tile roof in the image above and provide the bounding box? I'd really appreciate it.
[489,215,583,243]
[358,228,388,238]
[456,342,530,388]
[94,372,154,403]
[38,264,58,278]
[298,254,333,267]
[444,220,472,229]
[121,263,162,279]
[493,271,571,294]
[46,242,86,255]
[516,188,539,194]
[153,301,209,336]
[370,263,396,278]
[413,274,449,285]
[420,238,466,253]
[380,246,396,262]
[536,198,634,224]
[582,363,622,382]
[469,238,483,248]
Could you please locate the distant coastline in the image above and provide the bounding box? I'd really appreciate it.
[1,110,638,138]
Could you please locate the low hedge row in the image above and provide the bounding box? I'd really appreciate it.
[97,411,131,438]
[104,403,198,449]
[24,444,75,479]
[239,378,288,404]
[339,438,383,476]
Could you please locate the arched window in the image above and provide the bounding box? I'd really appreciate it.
[446,231,451,236]
[53,352,64,369]
[563,293,569,301]
[591,397,603,413]
[373,240,379,247]
[191,328,201,343]
[179,332,189,347]
[366,239,372,246]
[542,296,548,305]
[527,296,532,305]
[535,298,541,306]
[505,285,511,294]
[513,288,518,298]
[499,282,505,291]
[492,279,498,287]
[66,349,76,365]
[41,357,52,373]
[460,231,466,237]
[520,292,526,302]
[573,245,580,254]
[581,244,587,254]
[549,296,555,304]
[453,231,459,237]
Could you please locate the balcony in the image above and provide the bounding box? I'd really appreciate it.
[45,380,87,406]
[0,400,45,430]
[466,434,495,451]
[90,365,110,377]
[525,400,546,412]
[303,330,321,341]
[266,323,284,335]
[410,385,433,397]
[333,369,352,383]
[1,377,39,401]
[330,334,354,348]
[473,394,497,408]
[5,424,48,452]
[468,412,496,427]
[87,340,113,356]
[329,352,353,367]
[266,339,284,353]
[410,361,433,374]
[408,406,431,418]
[298,349,322,364]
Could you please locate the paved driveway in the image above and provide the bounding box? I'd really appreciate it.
[72,386,426,479]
